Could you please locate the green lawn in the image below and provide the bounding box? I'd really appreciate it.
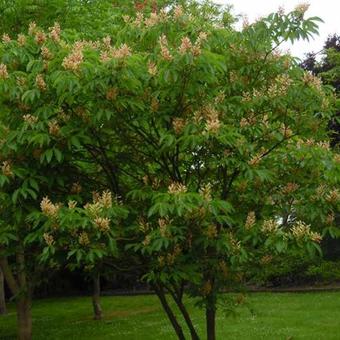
[1,292,340,339]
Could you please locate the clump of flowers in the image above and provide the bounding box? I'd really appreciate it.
[147,61,157,76]
[23,114,38,125]
[65,200,76,209]
[62,44,84,71]
[326,189,339,204]
[48,120,60,136]
[40,197,60,218]
[49,22,61,42]
[36,74,47,91]
[168,182,187,194]
[78,231,90,246]
[100,43,131,62]
[199,183,212,202]
[204,106,221,133]
[70,182,82,194]
[2,33,11,43]
[172,117,186,134]
[206,224,218,239]
[178,36,192,55]
[1,161,13,177]
[282,182,299,195]
[159,34,173,61]
[158,218,171,238]
[302,71,322,91]
[173,5,184,19]
[0,64,9,79]
[245,211,256,229]
[17,34,26,46]
[94,217,111,233]
[41,46,53,60]
[294,2,310,16]
[34,30,47,44]
[291,221,322,243]
[43,233,55,246]
[261,219,279,234]
[268,74,292,97]
[28,22,37,35]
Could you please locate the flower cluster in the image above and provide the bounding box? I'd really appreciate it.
[245,211,256,229]
[206,224,218,239]
[168,182,187,194]
[17,34,26,46]
[34,31,47,45]
[28,22,37,35]
[147,61,157,76]
[68,200,77,209]
[0,64,9,79]
[78,231,90,246]
[158,218,170,238]
[172,117,186,134]
[326,189,339,204]
[2,34,11,43]
[199,183,212,202]
[261,219,279,234]
[294,2,310,15]
[291,221,322,243]
[268,74,292,97]
[281,182,299,195]
[302,72,322,91]
[41,46,53,60]
[173,5,184,19]
[204,106,221,133]
[159,34,173,61]
[23,114,38,125]
[1,161,13,177]
[100,43,131,62]
[49,22,61,42]
[43,233,55,246]
[62,44,84,71]
[40,197,60,218]
[48,120,60,136]
[94,217,111,233]
[36,74,47,91]
[106,87,118,101]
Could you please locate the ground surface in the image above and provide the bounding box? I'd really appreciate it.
[1,292,340,339]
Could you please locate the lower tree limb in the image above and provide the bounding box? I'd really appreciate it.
[154,285,186,340]
[0,267,7,315]
[92,272,103,320]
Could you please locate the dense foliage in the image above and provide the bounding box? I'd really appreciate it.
[0,1,339,340]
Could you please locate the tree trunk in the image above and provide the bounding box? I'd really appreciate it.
[92,273,103,320]
[169,289,200,340]
[206,304,216,340]
[0,267,7,315]
[17,295,32,340]
[154,285,186,340]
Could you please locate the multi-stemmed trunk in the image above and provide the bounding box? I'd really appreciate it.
[154,284,186,340]
[168,286,200,340]
[92,272,103,320]
[0,267,7,315]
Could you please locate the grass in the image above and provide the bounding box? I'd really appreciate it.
[1,292,340,339]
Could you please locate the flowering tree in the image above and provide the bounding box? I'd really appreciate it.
[38,192,128,320]
[0,1,339,340]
